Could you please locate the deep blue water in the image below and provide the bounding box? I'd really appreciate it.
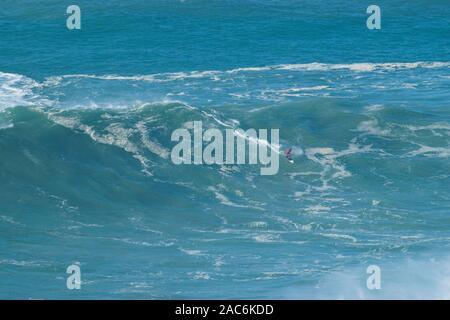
[1,0,450,299]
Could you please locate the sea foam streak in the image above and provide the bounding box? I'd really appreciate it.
[41,61,450,84]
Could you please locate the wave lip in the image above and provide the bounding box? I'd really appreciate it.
[1,61,449,111]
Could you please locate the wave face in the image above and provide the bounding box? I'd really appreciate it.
[1,0,450,299]
[1,61,450,298]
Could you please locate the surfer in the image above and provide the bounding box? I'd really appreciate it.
[284,147,294,163]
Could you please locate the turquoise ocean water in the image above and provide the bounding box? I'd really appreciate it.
[1,0,450,299]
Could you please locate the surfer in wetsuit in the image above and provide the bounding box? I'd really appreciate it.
[284,147,294,163]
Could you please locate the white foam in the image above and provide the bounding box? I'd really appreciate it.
[0,72,45,110]
[46,113,154,175]
[283,257,450,299]
[38,61,450,90]
[248,221,268,228]
[233,128,281,155]
[0,122,14,130]
[305,205,332,214]
[227,66,272,73]
[0,259,47,267]
[306,144,371,175]
[263,86,330,98]
[2,60,447,111]
[356,119,391,136]
[207,186,264,211]
[50,70,223,84]
[274,61,450,72]
[191,271,210,280]
[364,104,384,112]
[401,122,450,135]
[303,143,372,191]
[408,145,450,158]
[319,233,357,242]
[136,121,170,159]
[180,249,203,256]
[253,233,280,243]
